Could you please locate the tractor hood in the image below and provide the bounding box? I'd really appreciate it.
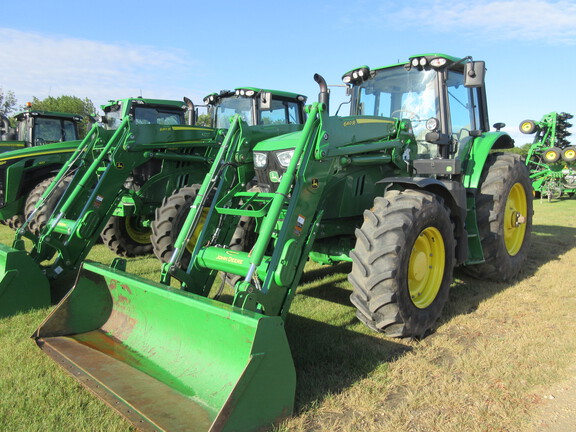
[253,130,303,153]
[0,140,81,165]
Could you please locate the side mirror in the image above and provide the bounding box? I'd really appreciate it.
[464,61,485,88]
[259,92,271,110]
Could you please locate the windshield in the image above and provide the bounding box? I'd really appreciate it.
[355,65,439,156]
[214,97,254,128]
[31,117,78,144]
[133,106,184,126]
[103,103,185,129]
[259,99,302,125]
[213,96,303,128]
[356,66,438,124]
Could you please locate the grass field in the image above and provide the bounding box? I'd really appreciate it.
[1,198,575,431]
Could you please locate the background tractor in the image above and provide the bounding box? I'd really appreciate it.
[0,105,82,153]
[0,98,188,231]
[0,88,306,317]
[521,111,574,200]
[33,54,532,431]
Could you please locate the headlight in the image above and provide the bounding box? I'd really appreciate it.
[426,117,440,131]
[276,150,295,168]
[254,152,268,168]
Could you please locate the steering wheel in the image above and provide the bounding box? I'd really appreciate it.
[391,109,421,122]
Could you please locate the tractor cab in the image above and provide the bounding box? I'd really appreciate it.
[204,87,307,128]
[6,108,82,148]
[101,98,189,129]
[343,54,502,165]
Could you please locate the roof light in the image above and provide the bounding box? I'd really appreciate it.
[411,58,419,67]
[341,66,371,85]
[419,58,427,67]
[245,90,255,96]
[430,57,447,68]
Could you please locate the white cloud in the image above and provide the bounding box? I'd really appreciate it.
[0,28,204,110]
[384,0,576,44]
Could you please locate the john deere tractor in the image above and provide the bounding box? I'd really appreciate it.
[33,54,532,431]
[0,88,306,316]
[0,98,189,232]
[521,111,574,199]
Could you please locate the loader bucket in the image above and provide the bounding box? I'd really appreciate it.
[33,261,296,432]
[0,243,50,317]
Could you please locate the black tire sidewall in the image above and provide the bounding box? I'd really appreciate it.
[468,152,533,280]
[393,193,454,336]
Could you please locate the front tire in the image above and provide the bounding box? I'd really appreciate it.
[24,175,72,236]
[151,185,205,268]
[464,152,532,280]
[100,215,153,257]
[349,189,455,338]
[1,215,24,231]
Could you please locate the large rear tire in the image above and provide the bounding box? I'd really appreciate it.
[349,189,455,338]
[24,175,72,236]
[151,185,205,268]
[464,152,532,280]
[100,215,153,257]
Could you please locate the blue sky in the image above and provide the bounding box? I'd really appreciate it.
[0,0,575,145]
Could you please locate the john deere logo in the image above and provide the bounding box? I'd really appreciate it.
[115,162,125,169]
[269,171,282,183]
[311,178,319,189]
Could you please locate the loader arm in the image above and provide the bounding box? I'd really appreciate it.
[3,119,219,305]
[167,102,406,317]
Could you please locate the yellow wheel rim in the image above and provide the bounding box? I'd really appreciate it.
[408,227,445,309]
[504,183,528,256]
[565,150,576,160]
[124,217,151,244]
[545,150,558,161]
[185,207,209,253]
[521,122,532,133]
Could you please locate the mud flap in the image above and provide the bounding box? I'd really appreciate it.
[0,243,50,318]
[33,260,296,432]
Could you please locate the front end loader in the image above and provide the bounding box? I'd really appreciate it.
[34,55,532,431]
[0,98,187,231]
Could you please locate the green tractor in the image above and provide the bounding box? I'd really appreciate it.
[521,111,574,199]
[0,98,190,231]
[0,89,306,316]
[33,54,532,431]
[0,105,83,152]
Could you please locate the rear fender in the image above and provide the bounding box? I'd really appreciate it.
[377,177,468,264]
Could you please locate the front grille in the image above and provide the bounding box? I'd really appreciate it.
[254,151,287,193]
